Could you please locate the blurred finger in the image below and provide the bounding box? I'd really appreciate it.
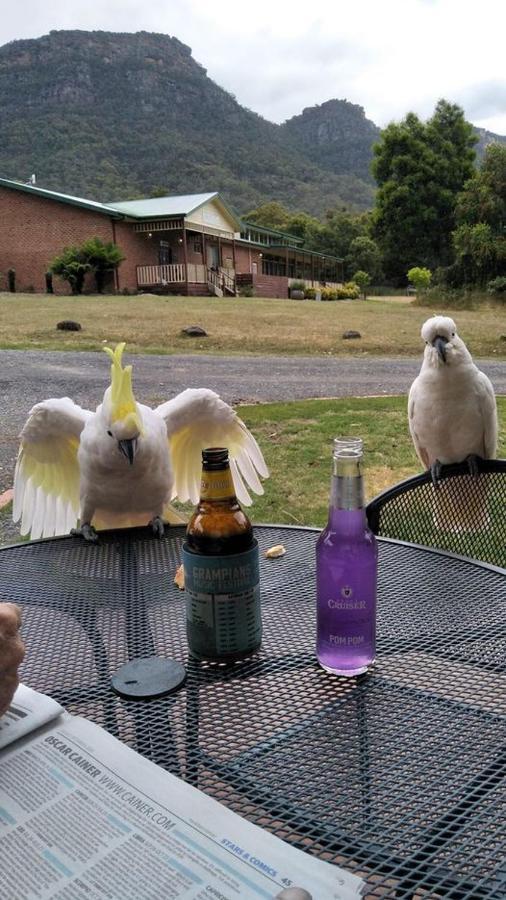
[0,670,20,717]
[0,603,22,635]
[0,635,25,671]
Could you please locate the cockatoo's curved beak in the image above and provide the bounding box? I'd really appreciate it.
[118,438,138,464]
[432,335,448,364]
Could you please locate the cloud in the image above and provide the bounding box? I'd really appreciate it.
[456,80,506,120]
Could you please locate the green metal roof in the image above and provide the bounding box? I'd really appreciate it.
[105,192,220,219]
[266,244,344,262]
[241,220,304,245]
[0,177,123,218]
[0,180,242,228]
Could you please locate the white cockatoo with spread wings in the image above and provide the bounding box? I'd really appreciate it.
[13,343,268,541]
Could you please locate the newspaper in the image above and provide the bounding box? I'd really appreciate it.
[0,688,365,899]
[0,684,64,749]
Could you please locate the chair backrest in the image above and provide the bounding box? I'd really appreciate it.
[366,459,506,569]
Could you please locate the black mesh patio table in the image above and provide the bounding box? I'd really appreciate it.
[1,524,505,899]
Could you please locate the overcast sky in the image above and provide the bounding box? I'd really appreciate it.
[1,0,505,133]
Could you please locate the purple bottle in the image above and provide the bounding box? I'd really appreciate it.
[316,438,378,676]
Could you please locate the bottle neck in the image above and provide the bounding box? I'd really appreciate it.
[200,464,236,502]
[329,455,365,511]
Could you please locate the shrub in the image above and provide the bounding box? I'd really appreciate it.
[304,287,316,299]
[338,282,360,299]
[352,271,370,299]
[49,246,89,295]
[7,268,15,292]
[487,276,506,294]
[290,280,305,292]
[80,237,124,293]
[407,267,432,291]
[321,288,338,301]
[239,286,254,298]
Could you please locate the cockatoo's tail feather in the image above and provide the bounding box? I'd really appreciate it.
[103,343,143,435]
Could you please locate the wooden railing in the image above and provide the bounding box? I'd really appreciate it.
[220,267,236,295]
[136,264,207,286]
[206,267,237,297]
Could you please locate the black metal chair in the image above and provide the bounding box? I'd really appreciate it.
[366,458,506,569]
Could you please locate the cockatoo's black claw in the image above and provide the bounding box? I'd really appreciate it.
[149,516,165,538]
[71,523,99,543]
[430,459,443,487]
[465,454,481,477]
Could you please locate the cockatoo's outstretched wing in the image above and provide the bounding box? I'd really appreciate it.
[476,371,498,458]
[13,398,92,538]
[407,379,431,469]
[154,389,269,506]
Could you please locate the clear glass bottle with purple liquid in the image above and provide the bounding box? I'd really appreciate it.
[316,438,378,676]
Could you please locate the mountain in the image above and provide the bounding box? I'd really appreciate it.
[280,99,381,185]
[0,30,375,215]
[474,126,506,159]
[0,30,503,218]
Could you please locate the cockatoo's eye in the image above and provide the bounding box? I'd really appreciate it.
[451,332,455,337]
[107,430,113,438]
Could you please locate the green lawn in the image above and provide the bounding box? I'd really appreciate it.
[1,292,505,358]
[239,396,506,527]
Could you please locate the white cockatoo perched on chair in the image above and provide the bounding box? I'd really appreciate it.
[408,315,498,478]
[408,315,498,530]
[13,343,269,541]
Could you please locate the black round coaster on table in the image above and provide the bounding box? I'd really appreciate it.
[111,657,186,700]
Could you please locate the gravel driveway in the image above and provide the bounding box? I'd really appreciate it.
[1,349,505,541]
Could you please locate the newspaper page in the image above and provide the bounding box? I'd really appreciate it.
[0,712,365,900]
[0,684,64,750]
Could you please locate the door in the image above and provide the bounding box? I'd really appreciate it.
[159,241,172,265]
[206,243,219,269]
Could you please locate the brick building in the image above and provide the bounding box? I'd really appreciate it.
[0,177,343,297]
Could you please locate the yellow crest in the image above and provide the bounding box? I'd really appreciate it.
[103,343,143,434]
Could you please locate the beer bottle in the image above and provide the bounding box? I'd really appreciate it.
[182,447,262,661]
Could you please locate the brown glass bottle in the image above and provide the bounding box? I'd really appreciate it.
[186,448,253,555]
[182,448,261,661]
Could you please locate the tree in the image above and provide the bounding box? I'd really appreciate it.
[450,143,506,285]
[81,238,124,293]
[372,101,477,281]
[245,201,292,231]
[346,236,382,282]
[49,246,90,295]
[305,208,367,270]
[352,270,371,299]
[407,266,432,291]
[452,224,499,285]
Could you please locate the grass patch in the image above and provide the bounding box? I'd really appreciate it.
[2,395,505,545]
[1,292,505,358]
[215,395,506,528]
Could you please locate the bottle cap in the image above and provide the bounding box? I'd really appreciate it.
[202,447,229,468]
[333,437,363,459]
